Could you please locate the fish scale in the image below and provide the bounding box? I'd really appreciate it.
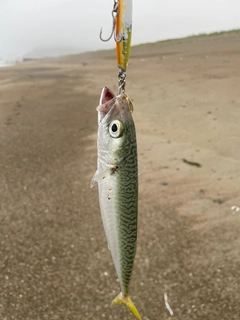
[115,137,138,293]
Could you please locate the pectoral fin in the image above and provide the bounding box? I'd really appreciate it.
[90,169,112,188]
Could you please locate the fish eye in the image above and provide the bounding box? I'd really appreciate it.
[109,120,123,138]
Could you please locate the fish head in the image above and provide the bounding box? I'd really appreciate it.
[96,87,135,167]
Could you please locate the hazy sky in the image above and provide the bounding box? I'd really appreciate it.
[0,0,239,59]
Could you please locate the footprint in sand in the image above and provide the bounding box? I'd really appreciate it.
[5,117,12,125]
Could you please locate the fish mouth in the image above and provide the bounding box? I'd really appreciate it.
[97,87,116,123]
[99,86,115,105]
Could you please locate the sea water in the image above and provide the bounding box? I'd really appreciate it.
[0,60,14,68]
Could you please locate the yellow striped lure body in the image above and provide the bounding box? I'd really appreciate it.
[116,0,132,72]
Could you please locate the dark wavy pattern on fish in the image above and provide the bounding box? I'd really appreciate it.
[115,119,138,295]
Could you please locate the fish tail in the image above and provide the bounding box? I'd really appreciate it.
[112,292,142,320]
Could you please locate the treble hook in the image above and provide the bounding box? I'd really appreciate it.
[99,0,122,42]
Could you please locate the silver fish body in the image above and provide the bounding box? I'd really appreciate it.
[91,87,141,319]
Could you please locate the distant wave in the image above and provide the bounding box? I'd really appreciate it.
[0,60,14,68]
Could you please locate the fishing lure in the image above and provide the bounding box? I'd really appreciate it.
[100,0,132,93]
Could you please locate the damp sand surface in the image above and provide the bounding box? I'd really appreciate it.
[0,32,240,319]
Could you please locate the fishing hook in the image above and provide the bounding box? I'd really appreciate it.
[99,0,122,42]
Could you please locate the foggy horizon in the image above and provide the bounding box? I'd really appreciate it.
[1,0,239,60]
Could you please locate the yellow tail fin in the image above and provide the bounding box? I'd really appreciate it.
[112,292,142,320]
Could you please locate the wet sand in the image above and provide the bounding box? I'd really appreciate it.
[0,32,240,319]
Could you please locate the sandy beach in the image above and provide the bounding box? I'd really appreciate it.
[0,31,240,319]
